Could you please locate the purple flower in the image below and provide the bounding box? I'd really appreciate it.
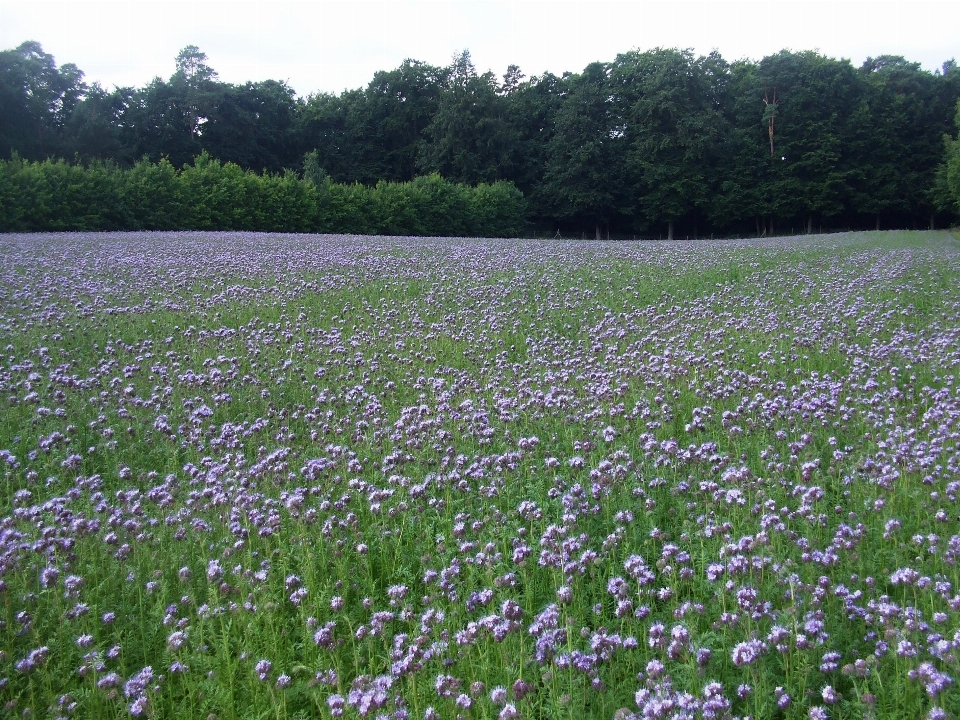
[730,638,766,667]
[206,560,222,581]
[498,703,520,720]
[909,661,954,698]
[167,631,187,651]
[820,651,841,673]
[327,693,345,718]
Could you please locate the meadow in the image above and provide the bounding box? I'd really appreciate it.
[0,230,958,720]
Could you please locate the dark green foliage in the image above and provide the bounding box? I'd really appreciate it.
[63,83,135,166]
[538,62,624,238]
[756,51,862,229]
[0,155,526,237]
[0,41,87,161]
[500,71,563,207]
[417,51,517,185]
[3,39,960,236]
[201,80,301,174]
[120,158,185,230]
[707,60,771,233]
[361,60,448,182]
[614,48,729,239]
[0,156,125,231]
[126,76,204,169]
[944,100,960,218]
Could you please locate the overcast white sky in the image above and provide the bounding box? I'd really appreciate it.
[1,0,957,97]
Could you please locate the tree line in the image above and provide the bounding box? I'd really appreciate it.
[3,41,960,237]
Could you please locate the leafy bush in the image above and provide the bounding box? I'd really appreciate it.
[0,155,526,236]
[945,100,960,221]
[120,158,183,230]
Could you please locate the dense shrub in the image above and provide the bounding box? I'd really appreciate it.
[945,101,960,219]
[0,154,527,237]
[119,158,185,230]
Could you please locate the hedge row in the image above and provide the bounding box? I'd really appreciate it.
[0,153,527,237]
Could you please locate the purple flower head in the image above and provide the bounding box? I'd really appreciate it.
[909,662,954,698]
[730,638,766,667]
[167,631,187,651]
[645,659,665,678]
[498,703,520,720]
[206,560,222,581]
[820,651,841,673]
[347,674,393,716]
[123,666,154,699]
[327,693,346,718]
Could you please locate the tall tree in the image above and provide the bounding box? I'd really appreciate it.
[538,63,623,238]
[709,59,772,236]
[127,46,222,168]
[0,41,86,159]
[851,56,948,229]
[614,48,728,239]
[295,88,369,183]
[361,60,446,181]
[63,82,134,164]
[202,79,300,173]
[417,50,516,184]
[501,70,564,215]
[756,50,862,233]
[127,77,202,167]
[943,99,960,217]
[171,45,219,140]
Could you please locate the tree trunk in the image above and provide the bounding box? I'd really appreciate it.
[875,213,880,231]
[807,215,813,234]
[768,216,775,237]
[595,224,600,241]
[756,216,761,237]
[930,215,935,230]
[667,219,674,241]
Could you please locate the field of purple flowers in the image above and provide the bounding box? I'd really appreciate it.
[1,230,958,720]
